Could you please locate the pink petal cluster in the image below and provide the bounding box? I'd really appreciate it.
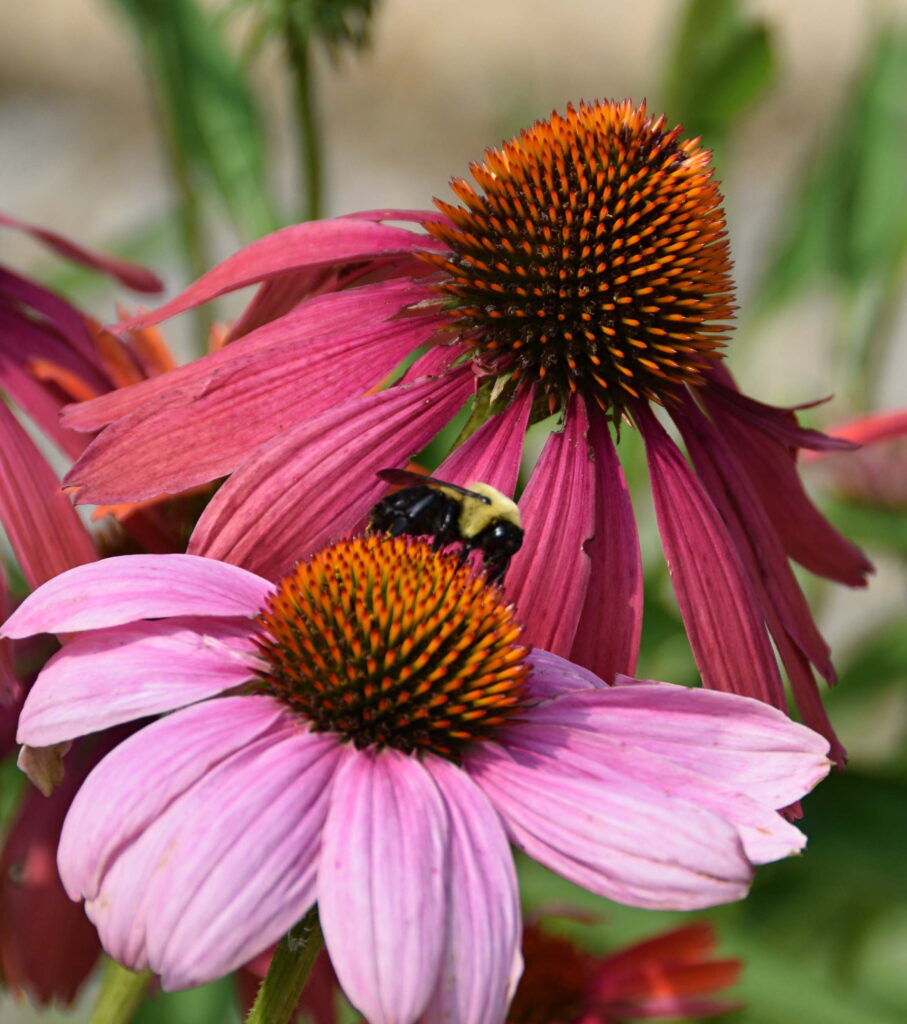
[6,552,830,1023]
[60,202,870,764]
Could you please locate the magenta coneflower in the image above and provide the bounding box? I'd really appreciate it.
[7,537,828,1022]
[60,100,870,760]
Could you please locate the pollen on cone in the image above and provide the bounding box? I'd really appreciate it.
[422,99,734,415]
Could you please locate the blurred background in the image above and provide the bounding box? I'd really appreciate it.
[1,1,905,1022]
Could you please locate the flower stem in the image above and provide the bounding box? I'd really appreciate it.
[284,5,323,221]
[245,907,324,1024]
[88,959,152,1024]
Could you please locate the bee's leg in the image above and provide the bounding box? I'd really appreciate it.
[485,558,506,586]
[388,515,412,537]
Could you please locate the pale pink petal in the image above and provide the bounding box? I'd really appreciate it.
[421,757,522,1024]
[436,386,533,497]
[0,211,163,292]
[77,704,342,988]
[506,721,807,864]
[319,747,449,1024]
[17,618,258,746]
[634,404,787,709]
[65,278,431,432]
[524,648,605,701]
[0,402,96,588]
[2,554,272,638]
[66,296,444,503]
[532,673,831,808]
[467,743,751,910]
[505,398,595,657]
[570,400,643,680]
[119,220,443,331]
[59,696,288,899]
[190,366,473,579]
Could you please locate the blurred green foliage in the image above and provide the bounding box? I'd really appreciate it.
[661,0,775,160]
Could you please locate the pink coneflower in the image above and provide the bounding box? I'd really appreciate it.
[7,536,829,1021]
[60,100,870,760]
[508,920,741,1024]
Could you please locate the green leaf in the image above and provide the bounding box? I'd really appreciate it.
[132,975,239,1024]
[661,0,776,155]
[758,25,907,312]
[111,0,278,241]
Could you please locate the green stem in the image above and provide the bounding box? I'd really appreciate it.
[245,908,324,1024]
[88,959,152,1024]
[284,6,323,221]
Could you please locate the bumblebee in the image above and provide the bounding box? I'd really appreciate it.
[369,469,524,585]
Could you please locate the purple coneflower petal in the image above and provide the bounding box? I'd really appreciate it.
[65,287,444,503]
[523,648,604,701]
[0,210,163,292]
[58,696,288,900]
[64,278,432,433]
[507,721,806,864]
[2,554,272,638]
[17,618,258,746]
[570,399,643,680]
[0,403,96,588]
[530,673,830,809]
[421,757,522,1024]
[506,398,595,658]
[64,698,341,988]
[703,397,872,586]
[435,386,533,496]
[119,220,443,332]
[319,747,449,1024]
[190,365,473,579]
[634,405,787,710]
[468,741,751,910]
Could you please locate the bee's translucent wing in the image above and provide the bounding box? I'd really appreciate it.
[376,468,491,504]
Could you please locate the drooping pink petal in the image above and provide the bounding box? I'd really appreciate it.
[633,404,787,709]
[17,618,258,746]
[0,266,99,362]
[435,385,533,497]
[570,399,643,681]
[506,720,807,864]
[673,397,834,681]
[58,696,286,900]
[66,296,444,504]
[190,366,473,579]
[421,757,522,1024]
[530,670,831,809]
[118,220,443,331]
[702,396,872,586]
[2,554,272,638]
[468,742,751,910]
[0,211,163,293]
[64,278,432,433]
[63,698,342,989]
[0,402,96,588]
[505,398,595,658]
[319,747,449,1024]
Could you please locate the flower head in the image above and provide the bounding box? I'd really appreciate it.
[61,100,871,763]
[423,100,732,416]
[6,538,829,1022]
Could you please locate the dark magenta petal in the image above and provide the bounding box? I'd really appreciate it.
[634,404,787,709]
[570,399,643,681]
[506,397,595,658]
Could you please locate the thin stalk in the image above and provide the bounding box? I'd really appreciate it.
[245,908,324,1024]
[284,5,323,221]
[88,960,152,1024]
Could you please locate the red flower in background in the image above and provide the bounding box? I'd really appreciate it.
[509,921,741,1024]
[63,101,869,761]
